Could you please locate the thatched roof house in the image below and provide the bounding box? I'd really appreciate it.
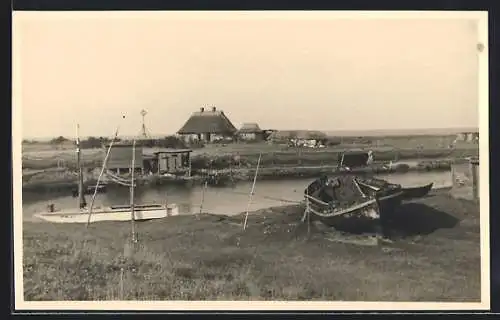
[238,123,262,134]
[177,106,237,136]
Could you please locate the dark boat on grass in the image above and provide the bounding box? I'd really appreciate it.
[304,174,403,231]
[400,182,433,201]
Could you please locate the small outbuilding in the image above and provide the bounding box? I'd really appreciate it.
[145,148,193,176]
[238,123,264,141]
[104,142,143,175]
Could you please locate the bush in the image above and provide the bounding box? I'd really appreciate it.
[156,136,187,149]
[80,137,114,149]
[394,163,410,173]
[50,136,71,145]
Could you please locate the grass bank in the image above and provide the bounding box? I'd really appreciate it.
[198,159,452,181]
[24,192,480,301]
[21,142,479,171]
[22,159,453,194]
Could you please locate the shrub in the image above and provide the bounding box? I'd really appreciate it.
[50,136,71,145]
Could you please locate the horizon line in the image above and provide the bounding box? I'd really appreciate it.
[22,126,479,141]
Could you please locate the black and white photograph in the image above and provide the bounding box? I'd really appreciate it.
[12,10,489,311]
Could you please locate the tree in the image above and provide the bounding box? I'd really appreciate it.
[49,136,69,144]
[157,135,187,149]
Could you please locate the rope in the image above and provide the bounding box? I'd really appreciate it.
[209,188,303,204]
[106,174,135,187]
[105,170,131,183]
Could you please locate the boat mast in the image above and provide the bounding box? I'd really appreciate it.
[130,139,137,242]
[243,152,262,230]
[85,119,124,228]
[76,124,86,209]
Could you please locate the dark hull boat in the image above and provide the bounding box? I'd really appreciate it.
[400,182,433,201]
[72,183,107,197]
[304,175,403,232]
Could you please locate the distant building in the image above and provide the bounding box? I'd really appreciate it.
[177,106,237,143]
[105,142,143,175]
[455,131,479,143]
[267,130,327,147]
[238,123,264,141]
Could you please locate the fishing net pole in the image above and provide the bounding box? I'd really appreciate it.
[85,117,125,228]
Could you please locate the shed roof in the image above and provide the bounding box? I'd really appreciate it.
[143,148,192,157]
[177,107,237,134]
[104,142,140,148]
[152,148,193,154]
[238,123,262,133]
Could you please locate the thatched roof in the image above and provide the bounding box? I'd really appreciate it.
[177,107,237,135]
[238,123,262,133]
[268,130,327,141]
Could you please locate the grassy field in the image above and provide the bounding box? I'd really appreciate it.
[22,139,479,171]
[23,191,480,301]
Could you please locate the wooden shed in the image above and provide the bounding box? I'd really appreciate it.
[104,143,143,175]
[152,148,193,176]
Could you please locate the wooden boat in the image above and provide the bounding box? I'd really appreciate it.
[34,203,178,224]
[71,183,107,197]
[400,182,434,201]
[304,175,403,231]
[337,150,374,170]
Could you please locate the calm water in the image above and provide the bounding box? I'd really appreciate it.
[22,171,452,222]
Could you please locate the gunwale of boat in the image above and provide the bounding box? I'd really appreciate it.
[37,204,178,217]
[306,194,377,217]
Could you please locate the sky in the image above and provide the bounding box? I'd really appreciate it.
[13,11,484,139]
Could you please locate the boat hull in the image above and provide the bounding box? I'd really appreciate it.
[71,184,107,197]
[400,183,433,201]
[307,195,381,230]
[352,176,404,217]
[33,204,179,224]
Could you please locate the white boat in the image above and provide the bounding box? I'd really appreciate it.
[33,123,177,225]
[34,203,178,224]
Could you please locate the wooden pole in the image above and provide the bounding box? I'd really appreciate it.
[243,153,262,230]
[302,189,311,236]
[307,196,311,237]
[199,180,208,215]
[86,125,122,228]
[119,267,124,300]
[164,191,169,216]
[130,139,137,243]
[76,124,86,209]
[471,159,479,201]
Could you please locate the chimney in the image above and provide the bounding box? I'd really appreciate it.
[212,106,216,112]
[200,107,204,112]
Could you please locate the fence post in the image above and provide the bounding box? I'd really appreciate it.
[470,159,480,201]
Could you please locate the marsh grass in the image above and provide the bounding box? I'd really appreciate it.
[23,192,481,302]
[21,139,479,171]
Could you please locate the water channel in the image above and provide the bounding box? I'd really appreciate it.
[22,171,452,222]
